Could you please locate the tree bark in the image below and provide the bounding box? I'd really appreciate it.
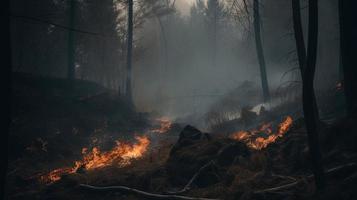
[67,0,76,80]
[1,0,11,198]
[125,0,134,106]
[253,0,270,102]
[339,0,357,117]
[292,0,306,71]
[303,0,325,190]
[292,0,320,121]
[157,17,168,73]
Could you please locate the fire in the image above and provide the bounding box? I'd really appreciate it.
[151,117,172,134]
[40,136,150,184]
[230,116,293,150]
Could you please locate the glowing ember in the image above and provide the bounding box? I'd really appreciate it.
[40,136,150,184]
[230,116,293,150]
[151,117,172,134]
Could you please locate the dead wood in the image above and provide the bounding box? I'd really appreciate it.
[79,184,221,200]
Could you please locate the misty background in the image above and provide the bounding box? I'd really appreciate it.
[10,0,340,128]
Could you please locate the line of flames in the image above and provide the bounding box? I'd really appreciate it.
[40,136,150,184]
[230,116,293,150]
[39,117,173,184]
[150,117,172,134]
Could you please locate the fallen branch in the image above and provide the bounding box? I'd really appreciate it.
[254,181,300,194]
[79,184,221,200]
[167,161,216,195]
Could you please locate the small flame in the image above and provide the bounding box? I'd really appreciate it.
[40,136,150,184]
[151,117,172,134]
[231,116,293,150]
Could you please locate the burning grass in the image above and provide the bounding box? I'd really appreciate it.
[150,117,173,134]
[230,116,293,150]
[40,136,150,184]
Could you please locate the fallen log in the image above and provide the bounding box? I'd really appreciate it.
[79,184,221,200]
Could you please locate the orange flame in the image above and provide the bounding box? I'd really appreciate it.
[40,136,150,184]
[231,116,293,150]
[151,117,172,134]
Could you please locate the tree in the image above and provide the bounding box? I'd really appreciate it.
[253,0,270,102]
[1,0,11,197]
[339,0,357,117]
[126,0,134,105]
[302,0,325,190]
[292,0,306,72]
[206,0,224,69]
[292,0,320,121]
[67,0,76,80]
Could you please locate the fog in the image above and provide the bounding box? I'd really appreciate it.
[10,0,341,128]
[131,0,340,126]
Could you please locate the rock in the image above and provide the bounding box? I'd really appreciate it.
[170,125,210,155]
[167,125,251,186]
[178,125,204,142]
[216,142,250,166]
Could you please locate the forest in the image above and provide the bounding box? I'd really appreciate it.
[1,0,357,199]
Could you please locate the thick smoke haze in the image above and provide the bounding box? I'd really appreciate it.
[10,0,341,129]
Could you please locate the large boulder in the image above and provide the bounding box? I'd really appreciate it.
[166,125,250,186]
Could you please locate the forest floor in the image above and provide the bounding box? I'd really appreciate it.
[5,73,357,200]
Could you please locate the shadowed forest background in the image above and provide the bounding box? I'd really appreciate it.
[2,0,357,199]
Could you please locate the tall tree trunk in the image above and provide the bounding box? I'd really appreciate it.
[213,3,217,70]
[125,0,134,106]
[253,0,270,102]
[157,17,168,73]
[339,0,357,117]
[292,0,320,121]
[292,0,306,71]
[1,0,11,197]
[303,0,325,190]
[67,0,76,80]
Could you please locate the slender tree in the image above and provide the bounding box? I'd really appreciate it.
[1,0,11,197]
[339,0,357,117]
[302,0,325,190]
[126,0,134,105]
[292,0,320,120]
[292,0,306,71]
[67,0,76,80]
[253,0,270,102]
[207,0,223,70]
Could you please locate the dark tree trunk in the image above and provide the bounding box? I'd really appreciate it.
[303,0,325,190]
[339,0,357,117]
[292,0,320,121]
[125,0,134,106]
[292,0,306,71]
[67,0,76,80]
[1,0,11,197]
[213,2,217,70]
[157,17,168,73]
[253,0,270,102]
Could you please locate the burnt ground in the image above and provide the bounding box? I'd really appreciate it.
[5,73,357,200]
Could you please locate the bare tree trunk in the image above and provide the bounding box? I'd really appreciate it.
[339,0,357,117]
[125,0,134,106]
[292,0,306,71]
[292,0,320,121]
[253,0,270,102]
[213,3,217,70]
[157,17,168,73]
[1,0,11,197]
[303,0,325,190]
[67,0,76,80]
